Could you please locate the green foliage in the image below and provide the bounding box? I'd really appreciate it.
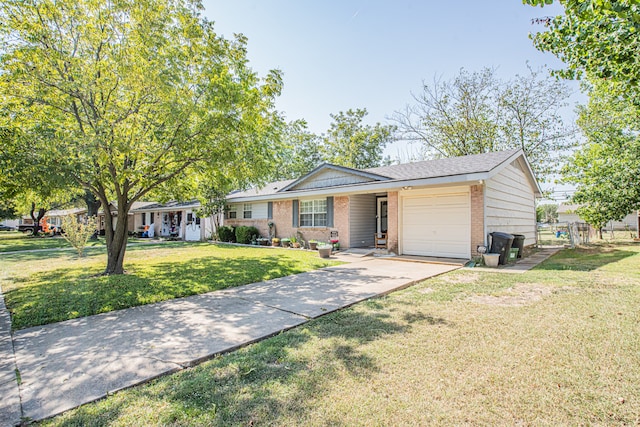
[393,66,575,180]
[61,216,99,257]
[561,82,640,228]
[275,120,324,179]
[0,0,284,273]
[536,204,558,223]
[322,109,396,169]
[274,111,395,179]
[217,226,235,243]
[235,226,259,244]
[527,0,640,106]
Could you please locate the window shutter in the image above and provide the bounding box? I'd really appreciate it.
[292,200,299,227]
[267,202,273,219]
[327,196,334,227]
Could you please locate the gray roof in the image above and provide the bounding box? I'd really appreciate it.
[132,200,200,212]
[228,179,296,199]
[365,149,520,180]
[227,149,527,200]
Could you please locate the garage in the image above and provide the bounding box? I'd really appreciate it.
[401,189,471,258]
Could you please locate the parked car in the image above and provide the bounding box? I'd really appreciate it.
[0,225,16,231]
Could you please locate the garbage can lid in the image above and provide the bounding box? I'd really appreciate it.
[490,232,514,239]
[512,234,525,238]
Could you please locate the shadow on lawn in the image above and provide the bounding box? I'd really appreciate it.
[534,245,638,272]
[6,254,330,330]
[53,304,442,426]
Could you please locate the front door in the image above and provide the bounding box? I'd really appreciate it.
[377,197,388,234]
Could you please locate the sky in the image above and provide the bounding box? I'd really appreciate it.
[201,1,580,198]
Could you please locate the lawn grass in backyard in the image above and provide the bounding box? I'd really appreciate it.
[0,243,341,330]
[39,240,640,426]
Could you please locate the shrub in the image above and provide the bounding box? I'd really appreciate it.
[217,225,235,242]
[61,215,98,257]
[235,226,259,244]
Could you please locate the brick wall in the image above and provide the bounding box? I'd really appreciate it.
[387,191,398,253]
[470,184,485,257]
[228,197,350,247]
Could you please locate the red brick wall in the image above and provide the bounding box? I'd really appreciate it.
[227,197,351,247]
[470,184,485,257]
[387,191,398,253]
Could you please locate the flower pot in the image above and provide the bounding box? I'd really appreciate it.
[281,241,291,248]
[309,242,318,250]
[483,253,500,268]
[272,241,280,247]
[292,242,301,248]
[318,247,332,258]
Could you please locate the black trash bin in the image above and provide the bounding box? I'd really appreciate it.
[489,232,514,265]
[512,234,525,259]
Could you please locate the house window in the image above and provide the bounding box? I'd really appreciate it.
[141,213,146,226]
[228,205,237,219]
[300,199,327,227]
[243,203,252,219]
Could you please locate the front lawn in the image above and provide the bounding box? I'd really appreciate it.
[0,231,78,252]
[1,243,341,330]
[40,241,640,426]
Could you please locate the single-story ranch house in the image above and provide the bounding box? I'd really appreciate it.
[224,149,541,259]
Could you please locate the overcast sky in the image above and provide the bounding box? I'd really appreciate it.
[201,1,580,198]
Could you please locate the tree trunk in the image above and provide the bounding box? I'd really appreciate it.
[29,203,46,236]
[84,190,101,217]
[103,201,129,275]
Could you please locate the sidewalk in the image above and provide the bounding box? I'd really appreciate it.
[5,258,459,423]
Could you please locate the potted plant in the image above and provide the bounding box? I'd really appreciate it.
[281,237,291,248]
[309,239,318,250]
[256,237,269,246]
[317,243,332,258]
[330,238,340,250]
[290,236,301,248]
[271,237,280,247]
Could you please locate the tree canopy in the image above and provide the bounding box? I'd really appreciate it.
[275,109,395,179]
[526,0,640,106]
[392,67,575,181]
[0,0,283,273]
[561,81,640,228]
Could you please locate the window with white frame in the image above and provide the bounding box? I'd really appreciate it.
[300,199,327,227]
[227,205,237,219]
[243,203,252,219]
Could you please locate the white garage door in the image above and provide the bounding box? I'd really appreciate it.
[402,192,471,258]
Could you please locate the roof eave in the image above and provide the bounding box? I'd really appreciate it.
[227,172,490,203]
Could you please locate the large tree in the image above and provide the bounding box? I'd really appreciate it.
[526,0,640,223]
[0,0,283,274]
[561,81,640,230]
[392,67,575,180]
[322,108,395,170]
[526,0,640,106]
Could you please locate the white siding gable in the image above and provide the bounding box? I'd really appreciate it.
[288,169,376,191]
[228,202,269,219]
[485,161,536,246]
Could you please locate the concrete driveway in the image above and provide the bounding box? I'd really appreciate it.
[3,257,459,423]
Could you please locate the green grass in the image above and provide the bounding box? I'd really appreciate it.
[0,231,77,252]
[0,243,341,330]
[38,240,640,426]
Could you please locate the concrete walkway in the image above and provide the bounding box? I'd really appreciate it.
[3,258,459,423]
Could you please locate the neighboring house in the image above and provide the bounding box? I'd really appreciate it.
[97,201,157,235]
[44,208,87,230]
[225,149,541,259]
[557,203,639,231]
[132,200,214,241]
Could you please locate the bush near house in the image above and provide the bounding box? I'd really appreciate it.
[217,226,235,242]
[235,226,260,244]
